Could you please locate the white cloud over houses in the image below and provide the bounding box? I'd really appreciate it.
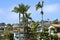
[44,3,60,13]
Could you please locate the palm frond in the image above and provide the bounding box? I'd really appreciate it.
[12,7,19,13]
[25,5,30,11]
[25,13,32,20]
[36,2,42,10]
[25,13,31,17]
[12,3,30,14]
[42,1,44,7]
[18,3,30,13]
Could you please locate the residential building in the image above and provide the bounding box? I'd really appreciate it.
[0,23,6,36]
[52,24,60,40]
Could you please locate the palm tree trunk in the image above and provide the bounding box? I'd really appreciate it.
[23,13,25,31]
[22,13,26,40]
[19,13,20,24]
[41,8,44,29]
[19,13,20,40]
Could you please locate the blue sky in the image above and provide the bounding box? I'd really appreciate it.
[0,0,60,24]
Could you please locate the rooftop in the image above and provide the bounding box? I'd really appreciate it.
[52,24,60,27]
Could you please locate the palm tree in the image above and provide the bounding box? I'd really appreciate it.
[36,1,44,40]
[25,13,32,27]
[30,22,39,40]
[36,1,44,28]
[12,3,30,40]
[6,24,12,31]
[12,3,29,23]
[4,30,10,40]
[12,3,30,25]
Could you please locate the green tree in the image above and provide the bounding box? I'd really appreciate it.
[30,22,39,40]
[0,33,2,40]
[12,3,30,40]
[6,24,13,30]
[36,1,44,14]
[36,1,44,29]
[9,33,14,40]
[4,30,10,40]
[39,27,58,40]
[53,19,59,24]
[12,3,30,31]
[24,13,32,33]
[40,27,49,40]
[12,3,30,23]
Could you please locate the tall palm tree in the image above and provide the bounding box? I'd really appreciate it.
[12,3,30,40]
[20,13,32,40]
[25,13,32,25]
[12,3,30,24]
[25,13,32,37]
[36,1,44,40]
[36,1,44,28]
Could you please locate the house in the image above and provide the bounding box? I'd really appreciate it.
[0,23,6,28]
[14,32,30,40]
[48,26,55,35]
[43,20,51,27]
[12,23,31,40]
[12,24,19,28]
[0,23,6,36]
[14,33,25,40]
[52,24,60,33]
[12,24,19,33]
[52,24,60,40]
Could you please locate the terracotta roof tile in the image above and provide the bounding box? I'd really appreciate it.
[52,24,60,27]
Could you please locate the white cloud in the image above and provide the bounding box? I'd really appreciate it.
[44,3,60,13]
[5,5,19,21]
[0,9,4,13]
[6,12,19,21]
[8,5,18,12]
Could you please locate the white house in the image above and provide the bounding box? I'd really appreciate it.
[48,26,55,35]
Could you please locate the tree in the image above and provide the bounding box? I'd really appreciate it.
[38,26,58,40]
[0,33,2,40]
[9,33,14,40]
[6,24,13,30]
[24,13,32,33]
[12,3,30,27]
[30,22,39,40]
[12,3,30,40]
[36,1,44,28]
[40,27,49,40]
[53,19,59,24]
[4,30,10,40]
[12,3,30,31]
[0,23,6,26]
